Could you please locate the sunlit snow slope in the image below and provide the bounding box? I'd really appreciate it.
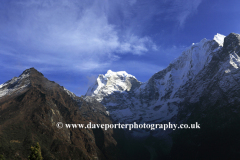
[85,33,229,124]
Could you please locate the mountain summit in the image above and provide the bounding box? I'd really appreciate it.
[85,33,240,159]
[0,68,118,159]
[86,70,141,101]
[85,33,228,124]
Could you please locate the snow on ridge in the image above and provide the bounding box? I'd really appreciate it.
[88,33,224,101]
[135,34,222,115]
[229,51,240,69]
[104,70,136,79]
[86,70,138,97]
[171,33,225,66]
[0,73,30,98]
[84,33,232,125]
[213,33,225,47]
[170,37,213,76]
[87,33,222,104]
[170,38,211,65]
[63,87,76,98]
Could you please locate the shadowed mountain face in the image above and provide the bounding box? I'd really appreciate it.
[0,68,118,160]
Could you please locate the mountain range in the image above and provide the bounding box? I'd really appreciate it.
[85,32,240,159]
[85,33,227,125]
[1,33,240,159]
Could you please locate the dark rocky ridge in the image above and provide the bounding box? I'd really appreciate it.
[0,68,118,160]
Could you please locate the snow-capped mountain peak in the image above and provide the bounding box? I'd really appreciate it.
[85,33,234,125]
[213,33,225,46]
[85,70,141,101]
[104,70,136,79]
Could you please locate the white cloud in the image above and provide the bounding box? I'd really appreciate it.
[0,0,158,71]
[117,36,154,54]
[0,0,201,73]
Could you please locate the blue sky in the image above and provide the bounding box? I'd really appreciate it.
[0,0,240,96]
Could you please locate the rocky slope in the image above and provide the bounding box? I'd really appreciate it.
[0,68,118,160]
